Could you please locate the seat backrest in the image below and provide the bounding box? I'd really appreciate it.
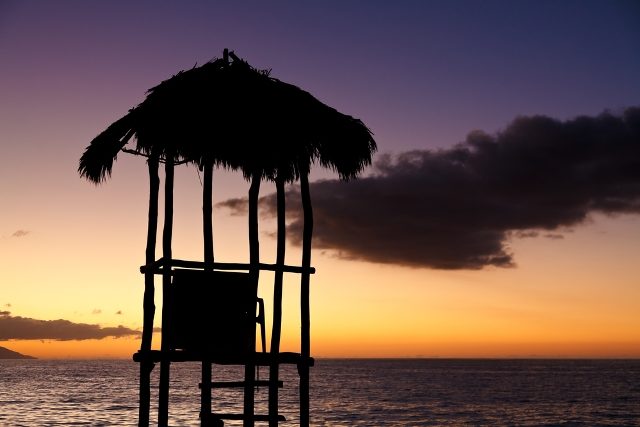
[168,269,258,358]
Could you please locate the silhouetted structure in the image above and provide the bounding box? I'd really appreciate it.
[79,49,375,427]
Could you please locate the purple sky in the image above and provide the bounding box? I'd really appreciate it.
[2,1,639,159]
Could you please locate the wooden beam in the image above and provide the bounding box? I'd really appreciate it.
[158,155,174,427]
[245,172,261,427]
[203,160,214,269]
[269,177,286,426]
[299,171,313,427]
[201,160,213,426]
[121,148,190,165]
[138,154,159,427]
[133,349,314,366]
[141,260,315,275]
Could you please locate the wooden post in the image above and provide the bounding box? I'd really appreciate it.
[203,160,214,269]
[299,171,313,427]
[158,154,175,427]
[139,155,159,427]
[201,160,214,425]
[245,172,261,427]
[269,177,286,426]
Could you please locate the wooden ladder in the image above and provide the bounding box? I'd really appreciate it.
[199,370,285,426]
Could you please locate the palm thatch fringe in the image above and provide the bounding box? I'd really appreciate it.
[79,49,376,186]
[78,112,137,183]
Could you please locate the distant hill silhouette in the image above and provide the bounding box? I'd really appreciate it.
[0,345,35,359]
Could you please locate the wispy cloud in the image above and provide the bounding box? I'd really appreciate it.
[11,230,30,238]
[0,311,139,341]
[220,107,640,269]
[92,309,102,315]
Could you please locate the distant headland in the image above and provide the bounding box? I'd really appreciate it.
[0,346,36,359]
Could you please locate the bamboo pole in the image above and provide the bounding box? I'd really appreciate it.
[269,177,286,426]
[158,154,175,427]
[201,160,214,426]
[299,171,313,427]
[138,155,159,427]
[245,172,261,427]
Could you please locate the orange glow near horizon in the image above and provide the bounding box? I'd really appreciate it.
[3,337,639,360]
[4,337,142,360]
[4,225,640,360]
[2,164,640,360]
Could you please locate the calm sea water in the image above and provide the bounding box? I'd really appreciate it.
[1,359,639,426]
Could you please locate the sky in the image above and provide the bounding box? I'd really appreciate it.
[1,0,639,359]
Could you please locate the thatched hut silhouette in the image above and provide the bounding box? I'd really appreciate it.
[79,49,375,427]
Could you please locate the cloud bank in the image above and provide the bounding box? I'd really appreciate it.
[220,107,640,269]
[0,311,139,341]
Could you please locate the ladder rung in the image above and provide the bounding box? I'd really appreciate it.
[208,413,286,422]
[199,380,283,388]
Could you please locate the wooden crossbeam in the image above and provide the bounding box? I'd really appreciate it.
[140,259,315,275]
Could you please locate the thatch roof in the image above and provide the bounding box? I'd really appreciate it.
[79,50,376,183]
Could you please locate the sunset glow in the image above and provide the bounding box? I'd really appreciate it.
[1,1,639,360]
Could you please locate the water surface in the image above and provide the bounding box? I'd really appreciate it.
[1,359,638,426]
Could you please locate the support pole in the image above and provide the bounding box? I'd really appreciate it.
[203,160,214,269]
[299,172,313,427]
[201,160,214,425]
[245,172,261,427]
[158,155,175,427]
[269,177,286,426]
[139,155,159,427]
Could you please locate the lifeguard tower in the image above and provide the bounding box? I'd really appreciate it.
[79,50,375,427]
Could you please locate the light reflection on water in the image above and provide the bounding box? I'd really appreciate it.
[1,359,639,426]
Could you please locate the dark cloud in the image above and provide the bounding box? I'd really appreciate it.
[544,233,565,240]
[219,197,248,216]
[11,230,29,238]
[219,107,640,269]
[512,231,540,239]
[116,310,123,315]
[0,311,139,341]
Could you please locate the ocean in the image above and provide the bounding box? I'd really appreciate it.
[1,359,639,426]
